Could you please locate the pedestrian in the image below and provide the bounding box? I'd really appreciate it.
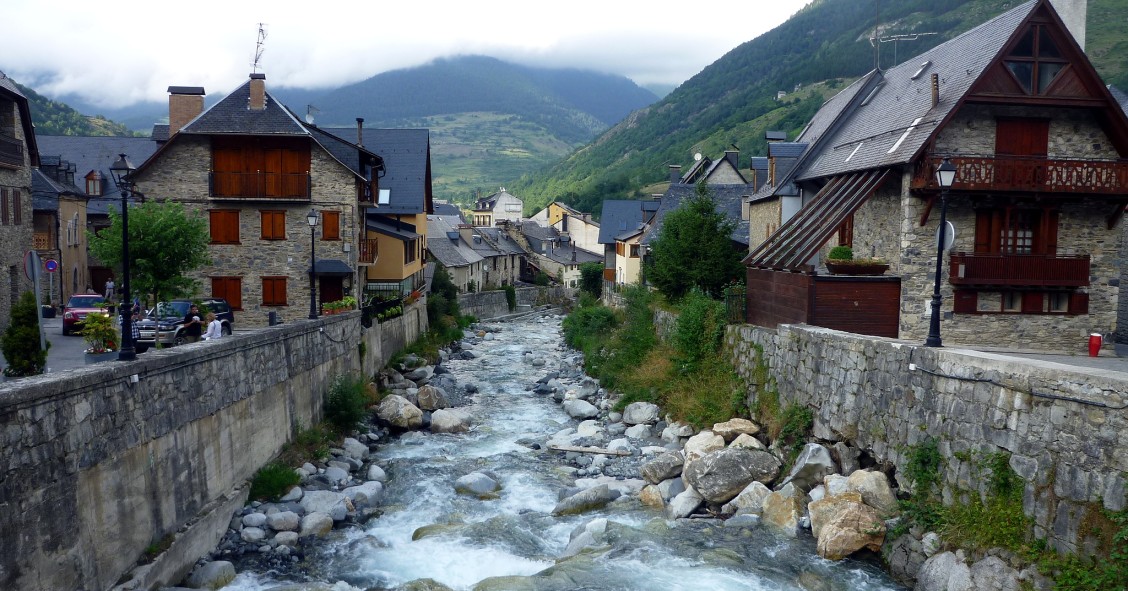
[182,304,203,343]
[202,312,223,341]
[104,278,115,302]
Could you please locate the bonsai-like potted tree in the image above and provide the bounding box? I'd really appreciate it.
[825,245,889,276]
[80,310,119,363]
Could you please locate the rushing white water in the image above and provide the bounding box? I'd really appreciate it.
[224,313,906,591]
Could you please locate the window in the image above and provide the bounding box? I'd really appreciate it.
[211,276,242,310]
[322,211,340,240]
[1048,292,1069,313]
[260,210,286,240]
[974,206,1058,255]
[837,214,854,247]
[85,172,102,196]
[262,276,287,306]
[1003,24,1067,95]
[630,245,640,258]
[404,238,418,264]
[13,190,21,225]
[210,210,240,244]
[1,188,7,225]
[1002,292,1022,312]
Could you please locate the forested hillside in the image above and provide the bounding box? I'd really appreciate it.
[512,0,1128,215]
[10,78,135,137]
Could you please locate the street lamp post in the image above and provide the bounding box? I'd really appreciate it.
[307,209,318,320]
[109,153,137,361]
[925,158,957,348]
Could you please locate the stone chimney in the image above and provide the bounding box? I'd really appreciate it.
[167,86,205,135]
[356,118,365,147]
[1049,0,1087,51]
[249,73,266,111]
[669,164,682,184]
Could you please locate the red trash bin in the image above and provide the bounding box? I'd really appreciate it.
[1088,333,1102,357]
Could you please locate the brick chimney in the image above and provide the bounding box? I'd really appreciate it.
[167,86,205,135]
[249,73,266,111]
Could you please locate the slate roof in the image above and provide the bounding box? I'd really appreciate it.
[797,1,1038,180]
[521,221,558,242]
[478,227,526,255]
[179,79,307,136]
[309,259,353,276]
[749,157,769,191]
[598,200,651,244]
[305,125,382,178]
[151,124,170,143]
[31,168,81,210]
[0,71,39,167]
[433,201,464,219]
[542,244,602,265]
[643,184,752,246]
[36,135,158,215]
[426,216,483,267]
[1111,85,1128,115]
[328,127,431,216]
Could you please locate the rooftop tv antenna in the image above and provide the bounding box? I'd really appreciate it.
[869,32,937,69]
[252,23,267,73]
[305,104,319,125]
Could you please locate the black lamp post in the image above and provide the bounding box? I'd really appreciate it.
[109,153,137,361]
[925,158,957,347]
[307,209,318,319]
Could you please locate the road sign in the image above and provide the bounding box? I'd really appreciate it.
[935,221,956,251]
[23,250,40,281]
[44,259,58,273]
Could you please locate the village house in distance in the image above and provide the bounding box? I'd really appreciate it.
[744,0,1128,350]
[0,73,38,329]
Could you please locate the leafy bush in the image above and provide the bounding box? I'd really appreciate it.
[504,284,516,311]
[2,292,49,377]
[249,461,301,501]
[672,289,726,374]
[562,305,617,351]
[828,245,854,260]
[534,271,550,286]
[579,262,603,297]
[324,373,372,434]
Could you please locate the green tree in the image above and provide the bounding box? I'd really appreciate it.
[2,292,50,377]
[578,262,604,297]
[647,183,744,300]
[88,201,211,305]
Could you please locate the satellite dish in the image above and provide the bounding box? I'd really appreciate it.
[694,153,702,162]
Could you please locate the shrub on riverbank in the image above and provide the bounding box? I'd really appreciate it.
[325,373,374,433]
[249,461,301,501]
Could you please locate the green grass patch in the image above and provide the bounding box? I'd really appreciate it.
[249,461,301,502]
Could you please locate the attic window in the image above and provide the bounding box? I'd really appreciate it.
[1004,24,1067,95]
[377,189,391,205]
[85,171,102,196]
[910,61,932,80]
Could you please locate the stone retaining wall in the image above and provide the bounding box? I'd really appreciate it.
[0,305,425,591]
[457,286,572,320]
[726,323,1127,554]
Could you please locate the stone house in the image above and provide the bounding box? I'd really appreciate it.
[597,199,659,288]
[426,215,485,292]
[530,201,603,255]
[131,75,384,326]
[744,0,1128,349]
[34,136,158,303]
[472,188,523,227]
[472,226,525,288]
[0,72,38,329]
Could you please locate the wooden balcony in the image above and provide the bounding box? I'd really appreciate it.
[949,252,1090,287]
[358,238,378,265]
[0,134,24,167]
[209,171,310,199]
[913,155,1128,195]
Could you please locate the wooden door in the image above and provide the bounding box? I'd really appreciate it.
[319,277,343,310]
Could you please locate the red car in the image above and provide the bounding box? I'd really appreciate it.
[62,293,110,336]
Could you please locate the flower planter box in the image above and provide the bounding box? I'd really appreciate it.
[84,351,118,364]
[825,261,890,276]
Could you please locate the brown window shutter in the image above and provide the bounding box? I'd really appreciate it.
[1,188,8,224]
[1042,207,1059,255]
[274,211,286,239]
[974,209,992,253]
[13,190,20,225]
[953,290,978,313]
[1021,292,1044,313]
[1069,291,1089,315]
[322,211,340,240]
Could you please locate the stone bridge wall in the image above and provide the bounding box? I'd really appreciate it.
[0,304,425,591]
[726,323,1127,554]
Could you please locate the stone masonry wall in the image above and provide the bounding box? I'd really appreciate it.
[457,286,572,320]
[0,95,34,330]
[747,199,781,250]
[0,309,424,591]
[726,323,1128,554]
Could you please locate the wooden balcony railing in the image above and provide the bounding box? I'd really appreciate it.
[949,252,1090,287]
[358,238,378,265]
[0,134,24,167]
[913,155,1128,195]
[209,171,310,199]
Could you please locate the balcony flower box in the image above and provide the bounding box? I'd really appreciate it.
[826,261,890,276]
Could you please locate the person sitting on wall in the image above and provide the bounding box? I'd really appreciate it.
[182,304,203,343]
[202,312,223,341]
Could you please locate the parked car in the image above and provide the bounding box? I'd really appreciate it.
[136,298,234,347]
[62,293,109,336]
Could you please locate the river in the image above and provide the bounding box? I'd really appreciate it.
[223,312,906,591]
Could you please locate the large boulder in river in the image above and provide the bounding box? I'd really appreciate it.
[622,402,660,425]
[430,409,469,433]
[683,431,725,463]
[683,448,782,503]
[640,451,684,484]
[808,491,865,537]
[761,483,804,537]
[455,472,501,498]
[780,443,837,492]
[416,385,450,411]
[915,551,973,591]
[552,484,620,515]
[711,418,760,442]
[300,490,352,521]
[816,501,885,560]
[845,469,899,516]
[376,395,424,429]
[186,561,236,590]
[563,399,599,419]
[666,487,704,519]
[721,481,772,515]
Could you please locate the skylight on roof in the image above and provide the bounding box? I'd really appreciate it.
[910,61,932,80]
[378,189,391,205]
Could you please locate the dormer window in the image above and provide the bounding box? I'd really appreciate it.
[85,171,102,196]
[1004,24,1067,95]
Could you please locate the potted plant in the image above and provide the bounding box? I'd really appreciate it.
[80,309,119,363]
[825,245,889,276]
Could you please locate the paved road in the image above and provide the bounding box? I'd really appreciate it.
[0,315,134,375]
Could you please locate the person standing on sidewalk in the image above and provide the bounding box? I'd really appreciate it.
[182,304,203,343]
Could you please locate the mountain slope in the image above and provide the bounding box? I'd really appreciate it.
[6,76,135,137]
[512,0,1128,214]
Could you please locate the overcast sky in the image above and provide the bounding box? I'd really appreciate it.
[2,0,813,109]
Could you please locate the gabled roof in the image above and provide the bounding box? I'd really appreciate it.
[36,135,157,214]
[305,125,382,178]
[367,216,419,241]
[31,168,80,210]
[426,215,484,267]
[598,200,650,244]
[521,220,559,242]
[0,72,39,167]
[542,244,602,265]
[179,79,307,136]
[799,0,1038,180]
[329,127,432,215]
[643,184,752,246]
[478,227,526,255]
[433,201,464,219]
